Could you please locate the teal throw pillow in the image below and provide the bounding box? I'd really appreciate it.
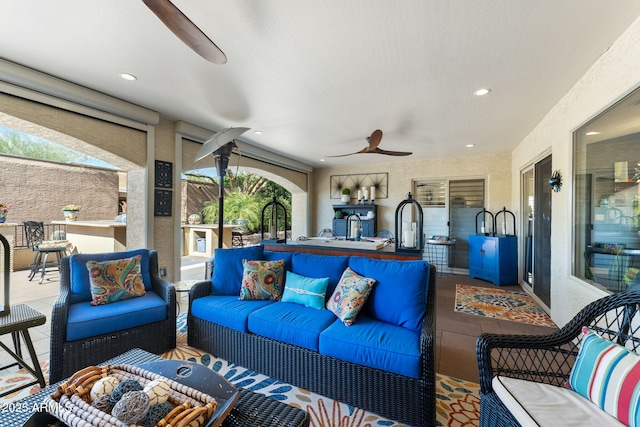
[281,271,329,310]
[326,267,376,326]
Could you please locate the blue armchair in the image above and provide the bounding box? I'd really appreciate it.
[49,249,176,383]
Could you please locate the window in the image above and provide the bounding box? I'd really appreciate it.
[573,87,640,293]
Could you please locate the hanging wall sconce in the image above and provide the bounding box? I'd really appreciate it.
[261,196,288,244]
[395,192,424,252]
[549,170,563,193]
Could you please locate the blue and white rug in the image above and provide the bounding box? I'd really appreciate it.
[160,314,481,427]
[0,314,480,426]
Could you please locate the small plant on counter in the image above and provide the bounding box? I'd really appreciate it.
[62,204,81,211]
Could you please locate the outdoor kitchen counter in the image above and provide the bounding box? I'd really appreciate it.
[263,241,423,260]
[52,220,126,253]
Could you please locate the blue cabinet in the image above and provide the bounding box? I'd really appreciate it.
[468,235,518,286]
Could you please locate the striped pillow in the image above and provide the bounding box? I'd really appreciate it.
[569,327,640,426]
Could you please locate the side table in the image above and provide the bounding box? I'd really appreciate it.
[174,280,199,315]
[426,239,457,276]
[0,304,46,397]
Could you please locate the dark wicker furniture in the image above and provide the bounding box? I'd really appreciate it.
[476,289,640,427]
[23,220,68,284]
[13,348,310,427]
[0,304,47,397]
[49,250,176,383]
[189,263,437,427]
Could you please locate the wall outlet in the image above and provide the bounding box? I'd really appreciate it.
[159,267,167,277]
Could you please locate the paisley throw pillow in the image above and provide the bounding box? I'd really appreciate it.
[239,259,285,300]
[327,267,376,326]
[86,255,146,306]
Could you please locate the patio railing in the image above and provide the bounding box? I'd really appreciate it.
[10,223,67,248]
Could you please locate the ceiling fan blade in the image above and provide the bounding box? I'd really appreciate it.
[367,129,383,150]
[370,148,413,156]
[325,146,371,157]
[142,0,227,64]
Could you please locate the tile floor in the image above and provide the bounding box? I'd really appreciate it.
[0,257,558,385]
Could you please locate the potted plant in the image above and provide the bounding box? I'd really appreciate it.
[0,203,12,223]
[341,188,351,203]
[62,205,81,222]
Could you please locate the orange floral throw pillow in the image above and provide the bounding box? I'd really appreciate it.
[86,255,146,306]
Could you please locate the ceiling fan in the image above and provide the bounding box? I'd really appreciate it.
[142,0,227,64]
[328,129,413,157]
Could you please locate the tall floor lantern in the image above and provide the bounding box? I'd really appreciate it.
[261,196,288,244]
[195,127,250,249]
[395,192,424,253]
[0,234,10,316]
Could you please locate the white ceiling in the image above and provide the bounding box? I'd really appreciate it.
[1,1,640,168]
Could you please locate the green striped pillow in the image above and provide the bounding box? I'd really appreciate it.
[569,327,640,426]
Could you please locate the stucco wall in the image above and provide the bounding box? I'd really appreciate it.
[0,154,119,224]
[314,152,512,238]
[511,15,640,327]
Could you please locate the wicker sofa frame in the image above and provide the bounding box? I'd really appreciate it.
[49,250,177,383]
[476,289,640,427]
[188,262,436,427]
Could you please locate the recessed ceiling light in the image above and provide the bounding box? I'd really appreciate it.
[466,144,475,148]
[585,131,600,136]
[474,88,491,96]
[119,73,137,81]
[253,130,263,135]
[320,158,325,162]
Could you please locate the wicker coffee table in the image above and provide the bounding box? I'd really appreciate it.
[11,348,310,427]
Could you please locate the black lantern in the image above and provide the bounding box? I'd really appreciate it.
[395,192,424,252]
[261,196,288,244]
[0,234,10,316]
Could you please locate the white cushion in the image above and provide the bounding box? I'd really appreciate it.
[493,376,624,427]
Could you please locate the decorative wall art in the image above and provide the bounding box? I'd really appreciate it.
[154,189,172,216]
[330,173,388,199]
[155,160,173,189]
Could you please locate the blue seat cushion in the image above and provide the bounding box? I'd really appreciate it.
[248,302,337,351]
[211,246,265,296]
[191,295,273,333]
[349,256,429,332]
[290,252,349,299]
[319,314,421,378]
[69,249,153,304]
[66,291,167,341]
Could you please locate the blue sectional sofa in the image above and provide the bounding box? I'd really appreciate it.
[187,245,436,427]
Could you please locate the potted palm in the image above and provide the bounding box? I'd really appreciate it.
[340,188,351,203]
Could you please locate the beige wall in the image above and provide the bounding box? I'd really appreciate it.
[314,152,512,237]
[512,15,640,327]
[0,154,120,224]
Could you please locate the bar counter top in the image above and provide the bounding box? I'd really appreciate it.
[52,220,126,227]
[264,240,423,260]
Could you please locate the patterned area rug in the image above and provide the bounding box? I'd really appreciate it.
[0,314,481,426]
[455,284,555,328]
